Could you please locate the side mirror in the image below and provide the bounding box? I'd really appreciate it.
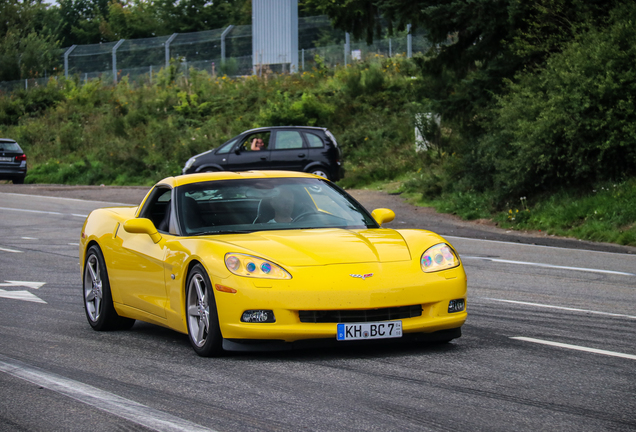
[371,208,395,227]
[123,218,162,243]
[234,146,242,155]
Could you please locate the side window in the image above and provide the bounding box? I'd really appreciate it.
[304,132,324,148]
[273,131,304,150]
[216,138,238,154]
[239,132,271,152]
[140,187,172,231]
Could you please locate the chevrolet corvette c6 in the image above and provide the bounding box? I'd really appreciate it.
[80,171,467,356]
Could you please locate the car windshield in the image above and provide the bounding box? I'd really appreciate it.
[176,178,378,235]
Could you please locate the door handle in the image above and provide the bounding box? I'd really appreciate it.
[297,153,306,158]
[260,156,267,160]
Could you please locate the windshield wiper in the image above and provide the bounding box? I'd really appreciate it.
[192,229,254,235]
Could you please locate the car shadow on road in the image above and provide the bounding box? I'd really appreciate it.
[117,321,464,361]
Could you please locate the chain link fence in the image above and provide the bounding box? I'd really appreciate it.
[0,16,431,93]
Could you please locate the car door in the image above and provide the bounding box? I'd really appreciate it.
[108,187,171,318]
[269,130,308,172]
[224,132,272,171]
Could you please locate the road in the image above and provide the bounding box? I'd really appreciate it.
[0,189,635,431]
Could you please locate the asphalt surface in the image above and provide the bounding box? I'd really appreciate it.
[0,184,635,431]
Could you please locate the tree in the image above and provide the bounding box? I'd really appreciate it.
[0,0,61,81]
[56,0,113,45]
[309,0,622,129]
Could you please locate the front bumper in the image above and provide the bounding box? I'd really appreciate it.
[212,261,467,344]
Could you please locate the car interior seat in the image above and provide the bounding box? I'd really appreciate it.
[253,198,275,224]
[157,202,171,232]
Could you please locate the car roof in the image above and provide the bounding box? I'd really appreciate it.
[240,126,327,134]
[0,139,18,143]
[159,170,323,188]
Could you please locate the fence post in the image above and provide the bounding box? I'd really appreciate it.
[345,32,350,66]
[150,65,153,82]
[64,45,77,79]
[112,39,125,84]
[165,33,178,69]
[389,39,392,57]
[221,25,234,64]
[407,24,412,58]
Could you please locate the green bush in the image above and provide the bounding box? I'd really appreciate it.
[485,2,636,200]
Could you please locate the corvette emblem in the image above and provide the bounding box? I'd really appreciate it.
[350,273,373,280]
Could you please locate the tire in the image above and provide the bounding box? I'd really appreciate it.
[12,176,24,184]
[83,245,135,331]
[307,167,330,180]
[186,263,223,357]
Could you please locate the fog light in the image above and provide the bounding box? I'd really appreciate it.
[448,299,465,313]
[241,310,275,323]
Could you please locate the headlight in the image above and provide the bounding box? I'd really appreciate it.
[420,243,460,273]
[184,157,196,171]
[224,253,291,279]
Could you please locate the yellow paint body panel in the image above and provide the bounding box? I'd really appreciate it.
[80,171,467,345]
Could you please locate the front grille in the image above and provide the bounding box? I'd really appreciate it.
[298,305,422,323]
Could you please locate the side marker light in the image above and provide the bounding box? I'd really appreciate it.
[215,284,237,293]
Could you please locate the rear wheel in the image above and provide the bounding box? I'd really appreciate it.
[186,263,223,356]
[307,167,330,180]
[12,176,24,184]
[83,245,135,331]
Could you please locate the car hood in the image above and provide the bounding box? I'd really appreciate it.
[210,229,412,266]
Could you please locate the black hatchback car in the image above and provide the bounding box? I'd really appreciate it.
[0,139,27,184]
[182,126,344,181]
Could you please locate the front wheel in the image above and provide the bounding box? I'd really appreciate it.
[186,263,223,357]
[83,245,135,331]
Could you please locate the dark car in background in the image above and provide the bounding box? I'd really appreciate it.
[182,126,344,181]
[0,139,27,184]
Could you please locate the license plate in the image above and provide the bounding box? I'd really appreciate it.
[337,321,402,341]
[0,157,12,162]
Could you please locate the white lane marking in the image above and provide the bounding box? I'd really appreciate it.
[0,280,45,289]
[0,206,88,218]
[68,243,79,246]
[0,246,22,253]
[0,206,62,215]
[511,337,636,360]
[0,192,130,206]
[462,255,636,276]
[21,237,37,240]
[480,297,636,320]
[0,289,46,303]
[445,235,636,257]
[0,355,217,432]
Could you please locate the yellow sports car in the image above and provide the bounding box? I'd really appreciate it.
[80,171,467,356]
